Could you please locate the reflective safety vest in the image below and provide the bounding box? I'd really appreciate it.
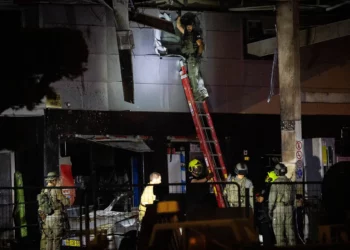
[265,171,278,183]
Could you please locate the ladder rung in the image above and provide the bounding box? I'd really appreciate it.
[202,127,211,130]
[206,140,216,143]
[199,114,208,116]
[211,154,220,156]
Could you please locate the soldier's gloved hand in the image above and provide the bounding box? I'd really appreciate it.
[268,211,273,220]
[206,172,214,180]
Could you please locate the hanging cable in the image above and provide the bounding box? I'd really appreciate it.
[267,24,278,103]
[267,47,278,103]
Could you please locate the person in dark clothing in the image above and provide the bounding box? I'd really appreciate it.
[255,191,275,246]
[294,194,309,244]
[186,159,215,215]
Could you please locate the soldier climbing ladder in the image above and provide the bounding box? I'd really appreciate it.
[179,60,228,208]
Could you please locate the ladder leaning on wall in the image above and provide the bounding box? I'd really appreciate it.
[179,60,228,208]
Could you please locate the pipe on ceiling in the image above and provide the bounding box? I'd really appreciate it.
[326,1,350,11]
[229,4,327,12]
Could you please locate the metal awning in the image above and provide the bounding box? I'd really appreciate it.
[92,140,153,153]
[73,134,153,153]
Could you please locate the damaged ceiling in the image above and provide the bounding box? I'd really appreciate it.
[132,0,350,12]
[11,0,350,112]
[13,0,350,12]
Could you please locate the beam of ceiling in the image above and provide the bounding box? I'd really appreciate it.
[301,92,350,104]
[247,18,350,57]
[129,11,176,34]
[112,0,135,103]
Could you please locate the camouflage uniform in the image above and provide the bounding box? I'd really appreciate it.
[38,207,47,250]
[224,176,254,210]
[268,175,295,246]
[39,173,70,250]
[181,30,208,101]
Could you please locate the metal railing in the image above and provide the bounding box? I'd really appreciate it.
[0,181,345,249]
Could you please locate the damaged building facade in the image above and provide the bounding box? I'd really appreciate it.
[0,0,350,184]
[1,0,350,248]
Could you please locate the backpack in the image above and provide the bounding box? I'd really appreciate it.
[37,192,54,215]
[225,176,247,206]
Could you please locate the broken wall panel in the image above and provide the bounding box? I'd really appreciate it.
[74,5,107,26]
[36,5,349,115]
[41,4,71,24]
[108,55,122,82]
[107,81,188,112]
[39,5,265,113]
[82,82,109,111]
[39,4,122,111]
[83,54,108,82]
[15,4,350,115]
[76,25,107,54]
[132,57,179,85]
[106,27,119,54]
[50,81,84,110]
[107,82,134,111]
[131,27,156,55]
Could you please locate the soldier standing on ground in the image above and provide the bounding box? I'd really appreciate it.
[38,172,70,250]
[268,163,296,246]
[224,162,254,211]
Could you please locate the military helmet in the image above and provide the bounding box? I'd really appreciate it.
[265,171,278,183]
[180,12,196,26]
[45,172,59,181]
[189,159,203,175]
[234,162,248,175]
[274,163,287,176]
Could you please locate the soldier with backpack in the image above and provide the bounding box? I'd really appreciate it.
[223,162,254,211]
[268,163,296,246]
[38,172,70,250]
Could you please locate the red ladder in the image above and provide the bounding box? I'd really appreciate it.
[179,60,228,208]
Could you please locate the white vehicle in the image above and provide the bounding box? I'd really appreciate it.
[62,193,138,249]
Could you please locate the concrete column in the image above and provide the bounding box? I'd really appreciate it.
[276,0,302,181]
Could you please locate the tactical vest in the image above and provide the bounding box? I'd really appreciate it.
[37,192,54,215]
[181,32,199,57]
[37,189,66,215]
